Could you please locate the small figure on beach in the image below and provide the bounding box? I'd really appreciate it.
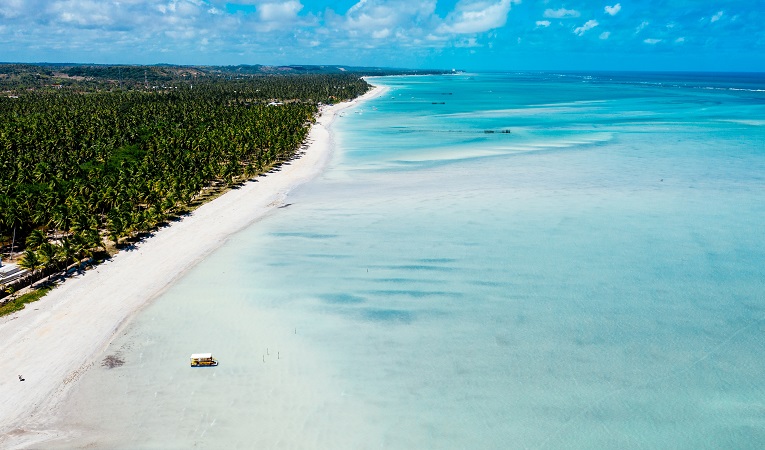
[18,375,25,381]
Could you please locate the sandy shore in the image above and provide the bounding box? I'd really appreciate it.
[0,85,386,449]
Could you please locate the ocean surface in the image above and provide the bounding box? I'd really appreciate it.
[57,72,765,448]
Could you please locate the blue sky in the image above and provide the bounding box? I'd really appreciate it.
[1,0,762,71]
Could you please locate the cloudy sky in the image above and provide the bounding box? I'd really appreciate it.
[1,0,762,71]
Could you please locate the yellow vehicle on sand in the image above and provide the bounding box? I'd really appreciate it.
[190,353,218,367]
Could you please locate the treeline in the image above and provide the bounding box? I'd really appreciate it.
[0,63,453,92]
[63,65,175,82]
[0,73,370,293]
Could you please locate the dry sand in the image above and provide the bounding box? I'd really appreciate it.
[0,85,386,449]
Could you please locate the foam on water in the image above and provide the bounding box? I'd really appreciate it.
[55,73,765,448]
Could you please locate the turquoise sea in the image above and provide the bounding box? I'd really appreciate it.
[58,73,765,448]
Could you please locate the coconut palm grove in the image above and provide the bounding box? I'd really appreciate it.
[0,64,440,299]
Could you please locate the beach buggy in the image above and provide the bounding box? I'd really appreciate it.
[190,353,218,367]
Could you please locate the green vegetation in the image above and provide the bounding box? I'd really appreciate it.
[0,63,451,93]
[0,64,379,295]
[0,286,53,317]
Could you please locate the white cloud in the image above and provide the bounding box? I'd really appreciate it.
[258,1,302,22]
[175,1,200,16]
[544,8,580,19]
[343,0,436,32]
[323,0,452,51]
[573,19,598,36]
[439,0,521,34]
[155,0,203,21]
[346,0,369,15]
[454,37,480,47]
[48,0,115,27]
[4,0,755,69]
[604,4,621,16]
[164,28,197,39]
[0,0,25,19]
[425,33,449,42]
[250,1,308,32]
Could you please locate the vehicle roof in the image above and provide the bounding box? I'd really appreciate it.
[190,353,213,359]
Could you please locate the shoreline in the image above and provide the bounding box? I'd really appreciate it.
[0,84,387,448]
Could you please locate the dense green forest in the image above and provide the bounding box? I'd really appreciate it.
[0,65,379,295]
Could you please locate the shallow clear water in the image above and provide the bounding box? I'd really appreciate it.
[59,73,765,448]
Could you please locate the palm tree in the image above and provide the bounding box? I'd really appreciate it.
[0,196,21,260]
[25,229,48,250]
[107,215,124,246]
[71,233,94,264]
[82,229,105,254]
[1,69,371,270]
[50,204,70,237]
[18,249,44,288]
[37,242,60,280]
[58,237,79,270]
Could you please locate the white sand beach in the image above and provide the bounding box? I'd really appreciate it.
[0,85,385,449]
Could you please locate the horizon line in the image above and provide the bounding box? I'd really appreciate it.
[1,62,764,75]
